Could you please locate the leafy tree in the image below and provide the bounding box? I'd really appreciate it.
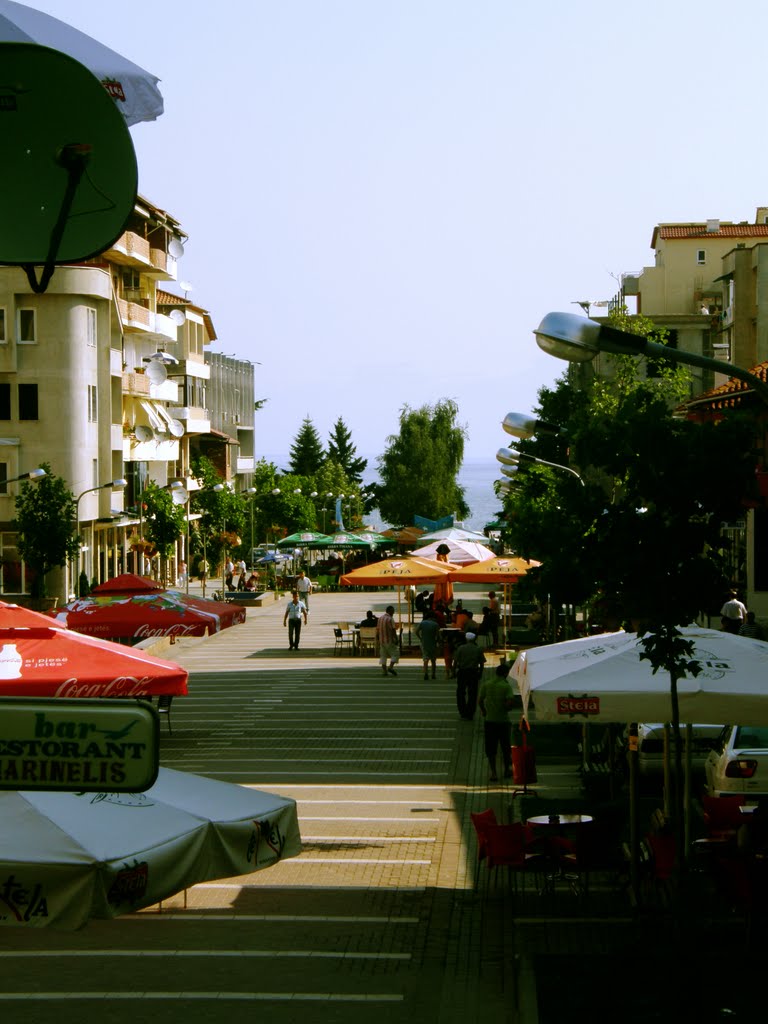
[288,417,325,476]
[190,456,246,577]
[271,472,318,536]
[376,399,469,526]
[502,312,759,855]
[141,481,187,583]
[13,463,78,599]
[326,417,367,485]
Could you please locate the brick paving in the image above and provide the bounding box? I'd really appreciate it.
[0,584,759,1022]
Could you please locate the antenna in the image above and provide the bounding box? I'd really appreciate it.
[168,308,186,326]
[134,424,153,442]
[145,360,167,385]
[168,238,185,259]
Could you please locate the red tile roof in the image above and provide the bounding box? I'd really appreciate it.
[653,223,768,246]
[681,361,768,412]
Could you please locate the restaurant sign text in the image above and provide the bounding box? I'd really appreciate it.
[0,698,159,792]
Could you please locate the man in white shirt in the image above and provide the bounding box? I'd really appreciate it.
[721,589,748,634]
[283,590,308,650]
[296,570,312,609]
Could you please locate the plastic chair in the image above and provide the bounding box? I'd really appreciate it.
[358,626,378,656]
[333,627,355,655]
[483,822,543,892]
[157,694,173,735]
[702,795,746,837]
[470,808,498,885]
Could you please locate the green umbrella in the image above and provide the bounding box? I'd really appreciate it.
[308,531,373,550]
[277,531,333,548]
[352,530,390,545]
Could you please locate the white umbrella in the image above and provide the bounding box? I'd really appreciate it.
[414,526,490,545]
[0,0,163,126]
[513,626,768,726]
[0,768,301,929]
[410,539,497,565]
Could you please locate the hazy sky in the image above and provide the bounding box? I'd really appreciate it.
[26,0,768,459]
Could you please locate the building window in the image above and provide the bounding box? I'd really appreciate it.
[0,383,10,420]
[0,308,6,343]
[18,383,38,420]
[86,308,97,348]
[17,309,36,344]
[0,462,7,495]
[696,250,706,265]
[88,384,98,422]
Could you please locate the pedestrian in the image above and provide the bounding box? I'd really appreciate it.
[225,558,235,590]
[177,560,187,587]
[721,589,748,634]
[478,663,517,781]
[485,591,501,649]
[282,589,308,650]
[296,569,312,609]
[198,559,208,584]
[376,604,399,676]
[453,632,485,720]
[415,610,440,680]
[739,611,765,640]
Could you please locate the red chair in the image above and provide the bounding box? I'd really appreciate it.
[702,795,746,838]
[470,809,498,886]
[483,822,543,892]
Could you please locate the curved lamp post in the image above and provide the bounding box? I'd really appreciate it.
[5,467,47,488]
[495,446,584,486]
[75,478,127,595]
[502,411,564,440]
[534,311,768,408]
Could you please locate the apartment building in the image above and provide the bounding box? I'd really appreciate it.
[0,195,256,601]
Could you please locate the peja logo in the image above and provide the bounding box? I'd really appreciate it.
[556,694,600,718]
[246,818,286,866]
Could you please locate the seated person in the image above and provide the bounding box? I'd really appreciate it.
[358,610,378,629]
[461,612,481,634]
[245,572,259,591]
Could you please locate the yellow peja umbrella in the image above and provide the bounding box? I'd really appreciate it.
[448,557,541,655]
[340,556,459,629]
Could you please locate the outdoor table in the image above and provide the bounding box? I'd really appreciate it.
[739,805,759,815]
[527,814,594,827]
[526,814,594,894]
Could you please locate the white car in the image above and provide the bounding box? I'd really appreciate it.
[705,725,768,798]
[633,723,723,777]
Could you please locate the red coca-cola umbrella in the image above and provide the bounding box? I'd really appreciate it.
[0,601,187,698]
[51,574,246,642]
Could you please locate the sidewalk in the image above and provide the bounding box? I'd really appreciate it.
[158,585,761,1022]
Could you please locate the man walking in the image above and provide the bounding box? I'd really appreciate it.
[453,632,485,720]
[283,589,308,650]
[721,589,747,634]
[377,604,399,676]
[296,569,312,609]
[478,663,517,781]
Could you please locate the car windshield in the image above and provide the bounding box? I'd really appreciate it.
[734,727,768,749]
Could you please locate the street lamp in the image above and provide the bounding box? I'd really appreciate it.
[4,467,47,488]
[74,478,127,595]
[534,311,768,408]
[245,486,280,566]
[502,412,563,440]
[134,480,186,575]
[495,446,584,486]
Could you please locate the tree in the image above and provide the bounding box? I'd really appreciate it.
[376,399,469,526]
[13,463,78,599]
[501,312,759,861]
[326,417,367,485]
[141,482,187,583]
[190,456,246,577]
[288,417,325,476]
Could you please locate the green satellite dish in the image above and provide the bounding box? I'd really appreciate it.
[0,42,138,292]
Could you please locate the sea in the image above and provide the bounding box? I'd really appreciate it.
[261,454,500,534]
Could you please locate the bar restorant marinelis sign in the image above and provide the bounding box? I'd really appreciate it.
[0,698,159,792]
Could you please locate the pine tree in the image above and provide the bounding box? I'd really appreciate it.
[327,417,367,485]
[288,417,325,476]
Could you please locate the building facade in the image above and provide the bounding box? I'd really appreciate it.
[0,195,257,601]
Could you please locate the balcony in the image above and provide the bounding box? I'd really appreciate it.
[122,370,151,396]
[103,231,173,278]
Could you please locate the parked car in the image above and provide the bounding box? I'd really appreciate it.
[631,723,723,777]
[705,725,768,798]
